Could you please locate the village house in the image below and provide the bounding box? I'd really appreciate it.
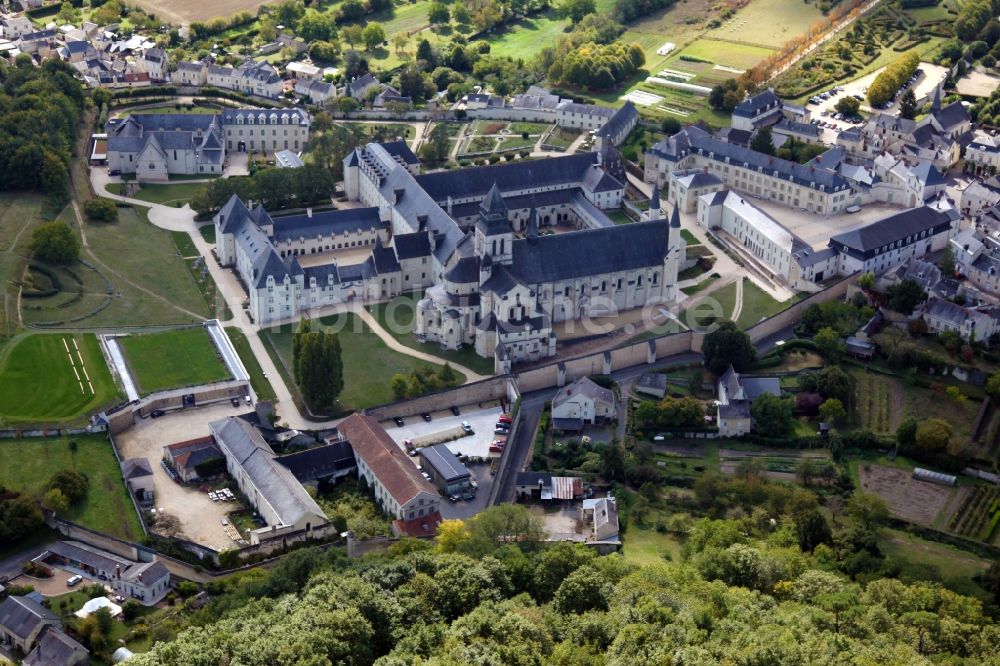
[550,376,617,432]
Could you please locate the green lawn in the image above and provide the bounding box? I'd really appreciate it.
[170,231,198,257]
[681,275,719,296]
[0,193,48,338]
[880,528,992,600]
[736,279,789,329]
[0,434,143,540]
[680,229,698,244]
[703,0,824,46]
[130,183,205,208]
[370,294,495,376]
[198,224,216,244]
[345,122,415,141]
[119,326,230,394]
[622,527,683,566]
[0,333,121,426]
[672,39,777,70]
[263,311,466,411]
[225,327,276,402]
[605,210,634,225]
[127,105,221,115]
[710,280,738,319]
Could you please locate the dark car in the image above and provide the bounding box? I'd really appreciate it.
[393,416,404,427]
[231,397,240,407]
[150,409,165,418]
[448,494,461,503]
[463,492,476,501]
[422,413,432,422]
[450,406,460,416]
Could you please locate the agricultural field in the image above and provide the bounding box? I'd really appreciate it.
[704,0,826,46]
[0,333,121,425]
[851,369,902,433]
[127,0,272,25]
[119,326,231,394]
[948,486,1000,545]
[719,447,832,482]
[0,434,143,540]
[857,464,952,526]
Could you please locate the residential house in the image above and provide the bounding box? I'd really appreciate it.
[286,60,321,81]
[114,560,171,604]
[581,495,619,543]
[295,78,337,104]
[716,365,781,436]
[966,131,1000,173]
[337,413,441,522]
[163,435,223,483]
[556,102,616,131]
[122,457,154,503]
[174,60,207,86]
[667,168,724,213]
[139,47,168,82]
[514,472,584,501]
[961,179,1000,217]
[550,376,616,432]
[921,296,1000,339]
[731,88,785,131]
[0,595,59,655]
[1,16,34,40]
[635,372,667,399]
[22,626,88,666]
[347,73,379,100]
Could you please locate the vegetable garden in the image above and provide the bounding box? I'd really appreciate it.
[949,486,1000,544]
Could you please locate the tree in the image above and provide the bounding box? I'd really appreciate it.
[83,198,118,222]
[899,88,918,120]
[750,393,793,438]
[419,122,451,165]
[335,96,360,116]
[938,246,956,278]
[814,326,844,359]
[0,496,44,544]
[858,272,875,289]
[655,396,705,428]
[310,40,341,63]
[294,326,344,411]
[702,321,756,375]
[390,373,408,399]
[428,1,450,25]
[896,416,918,448]
[49,470,89,504]
[362,23,386,52]
[795,509,832,552]
[886,279,926,313]
[342,24,363,48]
[437,519,471,553]
[392,33,408,55]
[463,505,545,555]
[835,96,860,116]
[553,565,608,614]
[560,0,596,23]
[818,398,847,425]
[846,491,888,532]
[601,442,625,482]
[31,222,79,264]
[661,117,681,135]
[43,488,69,513]
[915,417,952,451]
[750,127,775,155]
[297,9,336,42]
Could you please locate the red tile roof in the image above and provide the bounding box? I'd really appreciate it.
[392,511,442,538]
[338,414,436,506]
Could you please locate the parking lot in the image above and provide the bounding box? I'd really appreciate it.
[382,402,508,460]
[115,401,246,551]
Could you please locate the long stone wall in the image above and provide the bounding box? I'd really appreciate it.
[365,376,512,421]
[744,274,855,344]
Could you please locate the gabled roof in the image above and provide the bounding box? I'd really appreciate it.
[393,231,431,260]
[337,414,437,506]
[122,457,152,479]
[270,207,382,243]
[595,101,637,138]
[419,444,470,482]
[552,376,615,408]
[829,206,951,254]
[121,559,169,584]
[0,596,57,641]
[933,100,970,131]
[733,89,781,119]
[23,626,87,666]
[276,441,356,482]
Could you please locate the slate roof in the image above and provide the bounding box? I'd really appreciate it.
[380,139,419,165]
[508,220,670,284]
[46,540,133,572]
[910,160,944,187]
[740,377,781,401]
[414,152,600,203]
[276,441,356,481]
[773,118,822,138]
[23,626,87,666]
[337,414,437,506]
[719,400,751,419]
[210,417,327,527]
[732,89,781,119]
[219,108,309,126]
[674,169,723,189]
[445,256,480,284]
[934,101,970,132]
[829,206,952,254]
[393,231,431,260]
[559,101,616,117]
[515,471,553,487]
[924,296,980,326]
[0,596,57,641]
[595,101,637,138]
[648,126,850,191]
[122,560,170,584]
[122,457,152,479]
[270,207,382,243]
[552,376,615,409]
[371,236,402,273]
[419,444,470,482]
[348,73,377,96]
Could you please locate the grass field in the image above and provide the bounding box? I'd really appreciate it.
[371,294,494,375]
[170,230,198,257]
[0,333,121,425]
[709,280,738,319]
[488,0,616,61]
[0,193,48,338]
[622,527,683,566]
[225,327,276,402]
[129,183,205,208]
[119,326,230,394]
[671,39,777,70]
[736,280,788,329]
[880,528,992,600]
[0,434,142,540]
[704,0,825,46]
[264,311,465,411]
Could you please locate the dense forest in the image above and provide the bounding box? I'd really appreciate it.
[0,56,83,202]
[125,502,1000,666]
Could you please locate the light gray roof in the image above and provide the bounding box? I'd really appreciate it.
[552,376,614,409]
[210,417,326,527]
[122,457,152,479]
[122,559,169,584]
[46,540,133,572]
[23,627,87,666]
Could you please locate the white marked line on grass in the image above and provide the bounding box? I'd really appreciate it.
[62,338,71,353]
[73,366,81,382]
[78,380,85,393]
[72,338,79,352]
[63,336,87,396]
[88,381,94,394]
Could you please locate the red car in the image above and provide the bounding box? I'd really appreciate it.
[489,440,505,453]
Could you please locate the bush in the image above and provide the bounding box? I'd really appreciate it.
[83,198,118,222]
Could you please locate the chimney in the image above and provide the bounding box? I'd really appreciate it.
[306,207,312,218]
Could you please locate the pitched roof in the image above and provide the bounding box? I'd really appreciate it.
[552,376,615,409]
[393,231,431,260]
[595,101,637,138]
[46,540,133,573]
[392,510,442,537]
[509,220,670,284]
[270,207,382,243]
[419,444,470,482]
[933,100,970,131]
[275,441,356,481]
[23,626,87,666]
[829,206,952,254]
[210,417,326,527]
[0,596,57,641]
[733,89,781,119]
[122,457,152,479]
[337,413,437,506]
[121,559,170,584]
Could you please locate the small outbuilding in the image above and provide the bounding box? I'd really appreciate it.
[912,467,956,486]
[418,444,471,495]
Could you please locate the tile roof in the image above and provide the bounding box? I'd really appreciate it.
[392,510,442,537]
[337,413,437,506]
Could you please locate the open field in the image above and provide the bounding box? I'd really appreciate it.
[622,527,683,566]
[704,0,825,46]
[127,0,272,25]
[488,0,616,61]
[0,193,48,338]
[857,464,952,526]
[127,182,206,208]
[225,327,277,402]
[852,369,903,434]
[371,294,495,375]
[119,326,230,394]
[0,333,121,425]
[264,311,465,411]
[671,39,777,69]
[736,279,788,329]
[0,434,142,540]
[880,529,993,600]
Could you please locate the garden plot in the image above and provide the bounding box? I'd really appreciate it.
[719,448,831,482]
[620,90,664,107]
[858,464,952,526]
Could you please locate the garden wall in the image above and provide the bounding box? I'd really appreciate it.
[364,376,513,420]
[744,275,855,344]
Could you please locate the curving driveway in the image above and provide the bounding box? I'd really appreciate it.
[90,169,487,427]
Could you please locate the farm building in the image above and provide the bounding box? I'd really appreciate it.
[912,467,956,486]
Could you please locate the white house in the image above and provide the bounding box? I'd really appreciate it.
[551,376,616,432]
[716,366,781,437]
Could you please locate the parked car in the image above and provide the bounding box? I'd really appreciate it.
[449,494,460,503]
[393,416,404,427]
[231,397,240,407]
[653,434,666,442]
[450,406,461,416]
[490,441,505,453]
[108,169,121,176]
[461,421,472,432]
[67,575,82,587]
[421,472,432,482]
[463,492,476,501]
[421,413,432,422]
[150,409,165,418]
[498,414,512,425]
[113,595,125,603]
